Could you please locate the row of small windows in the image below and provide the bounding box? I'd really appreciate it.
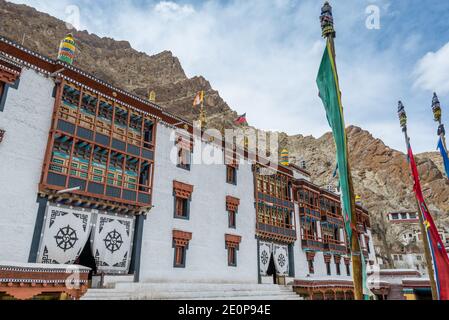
[174,194,238,229]
[173,244,238,268]
[175,143,238,185]
[308,259,350,276]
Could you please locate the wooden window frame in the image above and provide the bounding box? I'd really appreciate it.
[227,246,237,267]
[172,230,192,268]
[177,147,191,171]
[226,165,237,185]
[308,259,315,274]
[173,181,193,220]
[174,245,186,268]
[225,234,241,267]
[174,196,190,220]
[326,261,331,276]
[228,210,236,229]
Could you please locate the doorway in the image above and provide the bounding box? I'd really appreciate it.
[266,254,277,284]
[75,237,97,281]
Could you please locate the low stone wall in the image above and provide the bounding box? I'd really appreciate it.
[0,262,90,300]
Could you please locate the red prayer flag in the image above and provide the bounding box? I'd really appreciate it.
[408,145,449,300]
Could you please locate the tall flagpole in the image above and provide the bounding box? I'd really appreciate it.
[432,93,448,176]
[320,1,363,300]
[397,101,438,300]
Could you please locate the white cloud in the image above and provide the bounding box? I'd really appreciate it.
[153,1,195,20]
[414,42,449,95]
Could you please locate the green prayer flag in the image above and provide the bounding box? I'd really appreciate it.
[316,39,353,241]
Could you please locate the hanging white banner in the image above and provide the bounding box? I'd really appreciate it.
[273,244,289,276]
[259,242,272,276]
[37,204,93,265]
[91,213,135,274]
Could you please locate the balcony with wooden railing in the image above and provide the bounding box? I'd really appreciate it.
[301,233,324,251]
[323,238,348,255]
[256,215,297,244]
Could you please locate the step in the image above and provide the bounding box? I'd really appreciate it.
[83,289,299,300]
[113,282,293,293]
[83,294,302,301]
[81,282,300,300]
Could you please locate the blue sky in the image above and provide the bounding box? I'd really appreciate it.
[8,0,449,153]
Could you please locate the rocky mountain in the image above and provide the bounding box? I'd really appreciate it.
[1,0,448,267]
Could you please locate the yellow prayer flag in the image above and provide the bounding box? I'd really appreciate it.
[193,91,204,107]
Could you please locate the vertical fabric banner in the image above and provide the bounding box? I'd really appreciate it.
[38,204,93,265]
[437,137,449,178]
[259,242,272,275]
[91,213,135,274]
[316,39,353,241]
[408,145,449,300]
[273,244,289,276]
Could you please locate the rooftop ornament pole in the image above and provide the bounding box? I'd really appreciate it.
[319,1,363,300]
[397,101,438,300]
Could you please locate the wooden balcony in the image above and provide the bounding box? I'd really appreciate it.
[298,205,321,220]
[323,239,348,254]
[256,222,297,243]
[321,211,344,227]
[301,235,324,251]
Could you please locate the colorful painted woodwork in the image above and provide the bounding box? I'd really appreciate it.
[254,164,296,243]
[57,34,76,65]
[43,80,156,207]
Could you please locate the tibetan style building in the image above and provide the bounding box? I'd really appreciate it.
[0,35,375,300]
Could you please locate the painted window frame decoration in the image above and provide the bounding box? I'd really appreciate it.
[334,255,342,275]
[324,254,332,275]
[226,196,240,229]
[344,257,351,276]
[173,181,194,220]
[225,234,241,267]
[175,133,193,171]
[173,230,192,268]
[306,251,316,275]
[226,165,237,185]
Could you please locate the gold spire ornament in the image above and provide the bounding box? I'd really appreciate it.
[149,90,156,102]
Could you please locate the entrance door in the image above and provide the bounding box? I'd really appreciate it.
[266,254,277,284]
[74,236,97,281]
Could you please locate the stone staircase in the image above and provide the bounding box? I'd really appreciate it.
[81,282,303,300]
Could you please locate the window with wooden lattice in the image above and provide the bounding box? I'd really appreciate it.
[226,165,237,185]
[0,129,4,143]
[225,234,241,267]
[306,252,315,274]
[173,230,192,268]
[344,257,351,276]
[226,196,240,229]
[176,134,192,171]
[173,181,193,220]
[228,210,236,229]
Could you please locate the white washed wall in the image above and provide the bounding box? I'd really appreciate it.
[0,69,55,262]
[139,124,258,283]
